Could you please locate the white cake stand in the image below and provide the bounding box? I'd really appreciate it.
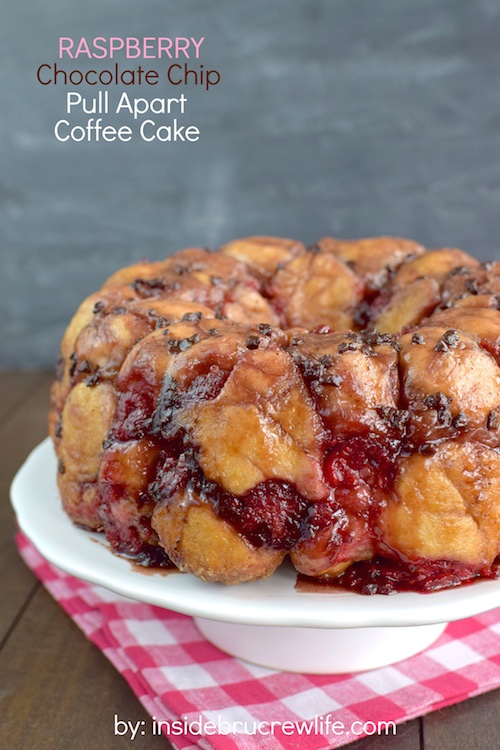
[11,439,500,673]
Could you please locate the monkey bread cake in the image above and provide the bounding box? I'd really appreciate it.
[49,236,500,592]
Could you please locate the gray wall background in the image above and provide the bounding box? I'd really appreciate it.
[2,0,500,368]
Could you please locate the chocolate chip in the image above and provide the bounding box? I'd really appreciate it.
[423,392,452,410]
[465,279,479,295]
[323,374,343,387]
[181,311,203,322]
[58,459,66,474]
[76,359,92,373]
[486,410,499,430]
[412,333,425,345]
[453,412,468,428]
[68,352,77,377]
[112,306,127,315]
[377,406,410,430]
[258,323,273,335]
[246,335,261,349]
[93,300,105,314]
[55,419,63,439]
[337,341,357,353]
[434,340,449,352]
[419,443,437,456]
[167,334,200,353]
[208,328,219,336]
[442,330,459,348]
[366,332,396,347]
[85,373,101,386]
[210,275,223,286]
[436,408,453,427]
[180,334,201,351]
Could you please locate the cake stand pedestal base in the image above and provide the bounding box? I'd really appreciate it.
[194,618,447,673]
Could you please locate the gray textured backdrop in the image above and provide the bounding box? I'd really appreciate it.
[2,0,500,368]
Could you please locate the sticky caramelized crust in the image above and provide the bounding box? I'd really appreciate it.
[399,326,500,447]
[317,236,425,292]
[381,442,500,567]
[270,249,364,330]
[219,235,305,279]
[51,235,500,589]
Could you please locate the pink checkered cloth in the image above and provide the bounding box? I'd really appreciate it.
[17,532,500,750]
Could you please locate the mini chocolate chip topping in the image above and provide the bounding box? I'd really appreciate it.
[68,352,77,377]
[453,412,469,428]
[419,443,437,456]
[412,333,425,345]
[436,408,453,427]
[337,341,358,353]
[434,340,449,352]
[181,311,203,322]
[76,359,92,374]
[167,334,201,353]
[377,406,410,430]
[85,373,101,386]
[246,334,261,350]
[465,279,479,295]
[486,410,499,430]
[423,392,452,410]
[441,330,459,348]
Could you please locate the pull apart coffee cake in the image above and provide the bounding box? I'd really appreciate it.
[49,236,500,593]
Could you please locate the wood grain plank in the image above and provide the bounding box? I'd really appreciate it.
[0,372,54,641]
[0,373,53,483]
[348,719,421,750]
[0,478,39,645]
[0,585,173,749]
[423,690,500,750]
[0,372,47,426]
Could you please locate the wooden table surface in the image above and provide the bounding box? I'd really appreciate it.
[1,371,499,750]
